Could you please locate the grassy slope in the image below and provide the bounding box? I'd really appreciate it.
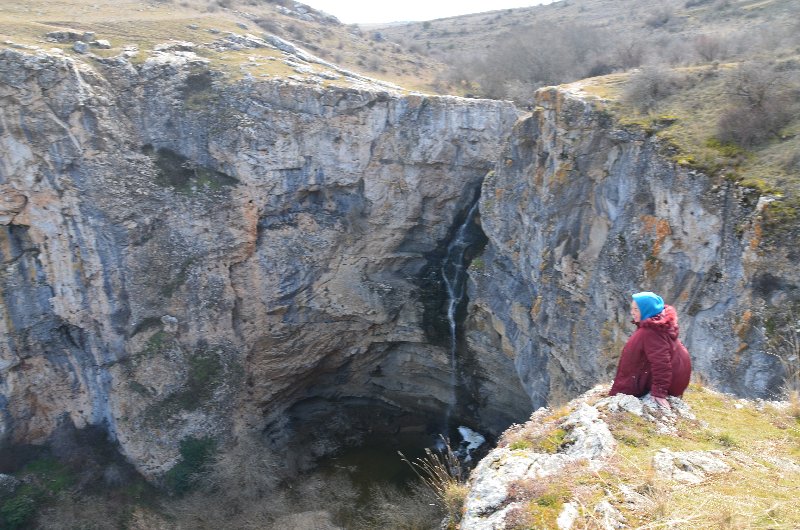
[571,63,800,221]
[0,0,446,93]
[373,0,799,209]
[499,384,800,529]
[374,0,799,62]
[616,387,800,528]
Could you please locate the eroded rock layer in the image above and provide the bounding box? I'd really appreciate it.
[0,48,527,476]
[470,87,798,409]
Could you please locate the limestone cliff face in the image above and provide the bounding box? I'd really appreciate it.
[0,47,527,476]
[470,87,798,409]
[1,44,797,480]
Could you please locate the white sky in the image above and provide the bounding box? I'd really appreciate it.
[301,0,558,24]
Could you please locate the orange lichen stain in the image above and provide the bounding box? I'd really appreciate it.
[505,158,514,167]
[555,162,572,185]
[644,256,662,279]
[749,221,762,250]
[530,296,543,320]
[495,188,505,201]
[735,310,753,340]
[735,343,748,356]
[534,165,545,187]
[641,216,672,280]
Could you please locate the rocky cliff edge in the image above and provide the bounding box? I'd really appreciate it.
[459,385,800,529]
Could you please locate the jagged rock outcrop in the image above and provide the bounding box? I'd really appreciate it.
[459,387,775,529]
[0,45,528,476]
[469,87,799,409]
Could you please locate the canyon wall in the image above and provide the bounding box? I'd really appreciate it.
[470,87,799,409]
[0,47,528,477]
[1,45,797,478]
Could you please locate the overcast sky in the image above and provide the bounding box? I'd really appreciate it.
[301,0,557,24]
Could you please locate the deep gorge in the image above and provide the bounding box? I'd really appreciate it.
[1,42,798,505]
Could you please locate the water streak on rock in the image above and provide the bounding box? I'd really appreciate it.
[441,197,482,430]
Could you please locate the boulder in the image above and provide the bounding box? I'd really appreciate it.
[653,449,731,484]
[0,474,20,498]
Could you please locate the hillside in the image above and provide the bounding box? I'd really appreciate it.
[375,0,800,71]
[562,62,800,237]
[0,0,446,92]
[373,0,800,209]
[456,384,800,529]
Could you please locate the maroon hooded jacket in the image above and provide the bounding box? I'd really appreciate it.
[609,305,692,399]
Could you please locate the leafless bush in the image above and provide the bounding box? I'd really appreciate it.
[645,7,674,28]
[286,24,305,40]
[716,61,796,147]
[766,317,800,396]
[622,66,683,112]
[463,21,613,101]
[36,492,134,530]
[255,17,281,34]
[783,150,800,173]
[614,39,646,70]
[694,34,726,63]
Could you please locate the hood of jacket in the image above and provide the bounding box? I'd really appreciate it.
[638,304,680,340]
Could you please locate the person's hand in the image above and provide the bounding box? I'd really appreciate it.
[654,396,671,409]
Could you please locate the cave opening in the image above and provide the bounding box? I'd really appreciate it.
[254,185,508,523]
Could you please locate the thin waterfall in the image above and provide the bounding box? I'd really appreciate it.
[441,198,482,431]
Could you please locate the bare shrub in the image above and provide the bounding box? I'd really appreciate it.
[716,61,796,147]
[622,66,682,112]
[466,21,613,101]
[694,34,726,63]
[36,492,135,530]
[654,34,694,66]
[164,434,377,529]
[615,39,646,70]
[645,7,674,28]
[166,436,285,527]
[286,24,305,40]
[783,150,800,173]
[255,17,280,34]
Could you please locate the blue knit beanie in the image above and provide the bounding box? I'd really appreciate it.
[632,292,664,321]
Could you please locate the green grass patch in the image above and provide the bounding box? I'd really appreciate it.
[601,385,800,528]
[575,62,800,242]
[164,436,216,494]
[509,439,533,451]
[23,457,74,494]
[0,485,38,530]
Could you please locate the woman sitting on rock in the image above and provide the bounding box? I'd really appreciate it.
[609,292,692,408]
